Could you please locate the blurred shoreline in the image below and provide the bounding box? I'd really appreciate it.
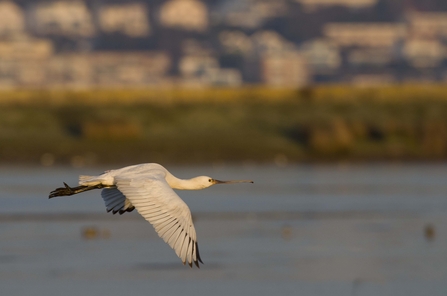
[2,85,447,166]
[0,210,418,222]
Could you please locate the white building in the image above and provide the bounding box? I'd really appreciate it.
[215,0,287,29]
[47,53,95,87]
[323,23,406,48]
[261,52,310,87]
[0,38,53,60]
[295,0,377,12]
[402,38,445,68]
[179,54,242,86]
[0,51,171,88]
[300,39,341,74]
[31,1,95,37]
[251,30,296,54]
[0,36,54,87]
[159,0,208,32]
[219,30,253,56]
[99,3,150,37]
[407,12,447,38]
[0,1,26,37]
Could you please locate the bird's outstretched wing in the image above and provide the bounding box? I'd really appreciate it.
[101,188,135,214]
[112,176,203,268]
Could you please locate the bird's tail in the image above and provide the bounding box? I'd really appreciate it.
[79,175,98,185]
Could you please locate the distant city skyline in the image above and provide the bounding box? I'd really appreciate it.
[0,0,446,88]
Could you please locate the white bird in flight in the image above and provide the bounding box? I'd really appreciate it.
[49,163,253,268]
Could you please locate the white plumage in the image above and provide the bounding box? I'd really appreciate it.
[49,163,253,268]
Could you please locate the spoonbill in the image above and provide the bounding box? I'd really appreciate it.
[49,163,253,268]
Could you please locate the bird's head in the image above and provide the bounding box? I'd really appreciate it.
[194,176,254,189]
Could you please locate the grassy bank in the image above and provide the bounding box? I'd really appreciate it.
[1,85,447,166]
[1,84,447,105]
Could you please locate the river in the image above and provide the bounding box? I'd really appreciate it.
[0,163,446,296]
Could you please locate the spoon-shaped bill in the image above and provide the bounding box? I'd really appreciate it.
[213,179,254,184]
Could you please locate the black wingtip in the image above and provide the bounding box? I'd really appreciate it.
[196,242,204,264]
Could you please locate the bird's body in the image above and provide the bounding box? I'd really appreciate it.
[49,163,253,268]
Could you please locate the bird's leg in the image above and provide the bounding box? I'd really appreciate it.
[49,182,113,199]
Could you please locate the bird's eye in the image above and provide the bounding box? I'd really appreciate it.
[208,179,212,182]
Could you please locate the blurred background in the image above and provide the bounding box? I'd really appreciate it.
[0,0,447,295]
[1,0,447,87]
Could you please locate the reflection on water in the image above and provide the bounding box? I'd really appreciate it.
[0,164,446,296]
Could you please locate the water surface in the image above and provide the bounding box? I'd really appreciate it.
[0,164,446,296]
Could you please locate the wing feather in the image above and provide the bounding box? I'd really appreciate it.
[157,219,178,237]
[164,223,182,244]
[101,188,135,214]
[139,208,163,217]
[187,238,193,267]
[107,197,124,210]
[167,225,184,247]
[114,176,202,267]
[151,214,175,225]
[175,231,187,262]
[154,217,177,231]
[181,236,191,265]
[103,190,121,206]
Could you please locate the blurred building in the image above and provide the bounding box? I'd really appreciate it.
[219,30,253,56]
[98,3,151,37]
[323,23,406,48]
[251,30,296,54]
[179,54,242,86]
[300,39,341,75]
[214,0,287,29]
[0,37,53,60]
[30,1,95,37]
[0,0,445,88]
[295,0,377,11]
[179,54,218,77]
[402,38,445,68]
[88,52,171,86]
[407,12,447,39]
[261,52,310,87]
[0,1,26,37]
[0,36,53,87]
[0,51,170,88]
[347,48,394,67]
[159,0,208,32]
[47,53,93,87]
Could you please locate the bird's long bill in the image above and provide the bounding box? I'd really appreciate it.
[213,179,254,184]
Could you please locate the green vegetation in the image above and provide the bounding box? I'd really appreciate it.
[1,85,447,166]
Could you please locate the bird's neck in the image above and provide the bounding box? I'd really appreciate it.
[165,174,202,190]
